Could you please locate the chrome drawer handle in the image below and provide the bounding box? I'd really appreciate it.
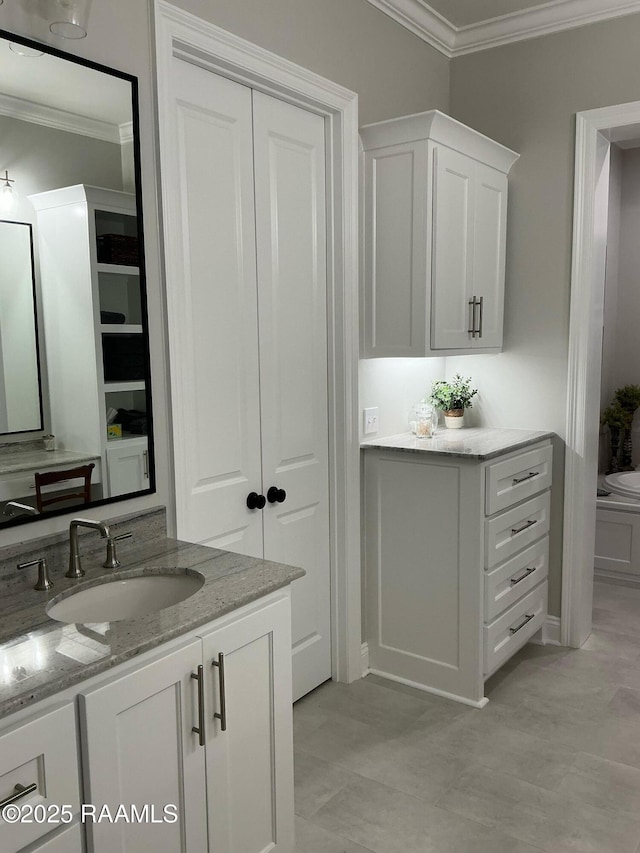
[0,782,37,809]
[212,652,227,732]
[191,665,205,747]
[512,471,539,485]
[509,613,535,634]
[511,519,537,536]
[510,567,536,586]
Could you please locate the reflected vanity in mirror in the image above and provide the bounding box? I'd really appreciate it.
[0,28,154,527]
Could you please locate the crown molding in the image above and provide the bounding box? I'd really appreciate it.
[366,0,640,57]
[365,0,456,55]
[0,92,121,143]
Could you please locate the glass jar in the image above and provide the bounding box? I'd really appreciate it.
[408,404,437,439]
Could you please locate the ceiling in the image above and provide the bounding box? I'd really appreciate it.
[0,36,132,144]
[366,0,640,57]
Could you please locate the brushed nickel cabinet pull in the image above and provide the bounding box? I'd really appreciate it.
[0,782,37,809]
[510,567,536,586]
[509,613,535,634]
[143,450,149,478]
[511,519,537,536]
[477,295,484,338]
[512,471,539,485]
[191,665,205,747]
[468,297,477,336]
[212,652,227,731]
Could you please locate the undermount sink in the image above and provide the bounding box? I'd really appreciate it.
[46,571,205,624]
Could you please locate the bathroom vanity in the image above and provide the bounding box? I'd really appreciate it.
[362,428,553,706]
[0,510,301,852]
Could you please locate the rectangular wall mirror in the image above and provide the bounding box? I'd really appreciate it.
[0,28,154,528]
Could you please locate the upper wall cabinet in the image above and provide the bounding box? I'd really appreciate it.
[360,111,519,358]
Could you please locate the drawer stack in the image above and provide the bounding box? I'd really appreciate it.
[483,444,552,677]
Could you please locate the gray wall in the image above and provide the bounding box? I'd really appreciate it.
[449,13,640,615]
[174,0,450,124]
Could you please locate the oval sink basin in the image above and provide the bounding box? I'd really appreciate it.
[604,471,640,500]
[46,571,205,624]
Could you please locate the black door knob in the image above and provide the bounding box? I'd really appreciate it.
[267,486,286,504]
[246,492,266,510]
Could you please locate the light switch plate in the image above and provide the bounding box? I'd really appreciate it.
[363,407,379,435]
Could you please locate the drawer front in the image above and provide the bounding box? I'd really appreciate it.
[485,491,550,569]
[486,444,552,516]
[485,537,549,621]
[484,582,547,677]
[0,703,81,853]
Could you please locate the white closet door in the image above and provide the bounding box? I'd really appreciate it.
[252,92,332,700]
[168,59,263,556]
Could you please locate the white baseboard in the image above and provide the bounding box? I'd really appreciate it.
[368,667,488,708]
[361,642,370,677]
[529,615,561,646]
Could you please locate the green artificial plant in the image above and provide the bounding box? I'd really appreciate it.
[430,374,478,412]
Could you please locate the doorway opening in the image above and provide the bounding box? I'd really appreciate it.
[563,100,640,647]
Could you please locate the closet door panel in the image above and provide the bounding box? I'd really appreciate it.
[252,92,332,700]
[169,60,263,555]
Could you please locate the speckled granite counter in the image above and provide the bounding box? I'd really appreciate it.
[0,446,100,476]
[361,427,553,460]
[0,535,304,718]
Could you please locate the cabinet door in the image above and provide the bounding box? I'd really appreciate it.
[362,140,430,357]
[166,56,263,557]
[430,145,475,350]
[201,593,295,853]
[252,91,332,701]
[79,640,207,853]
[472,163,507,348]
[106,438,148,497]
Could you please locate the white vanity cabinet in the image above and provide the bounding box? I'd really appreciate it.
[363,438,552,705]
[0,702,82,853]
[0,590,294,853]
[105,437,149,496]
[79,591,293,853]
[360,110,519,357]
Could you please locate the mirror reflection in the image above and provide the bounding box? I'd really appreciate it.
[0,220,42,434]
[0,30,154,526]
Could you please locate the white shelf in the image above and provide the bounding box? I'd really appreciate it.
[100,324,143,334]
[104,381,146,393]
[97,263,139,276]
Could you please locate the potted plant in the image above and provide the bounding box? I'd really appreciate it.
[601,402,632,473]
[430,374,478,429]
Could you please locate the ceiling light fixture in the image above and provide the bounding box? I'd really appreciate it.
[9,43,45,57]
[0,171,16,215]
[48,0,92,39]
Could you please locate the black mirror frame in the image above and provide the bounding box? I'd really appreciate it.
[0,27,156,529]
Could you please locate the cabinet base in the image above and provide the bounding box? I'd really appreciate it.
[367,667,488,709]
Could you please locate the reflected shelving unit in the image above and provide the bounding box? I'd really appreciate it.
[30,185,150,499]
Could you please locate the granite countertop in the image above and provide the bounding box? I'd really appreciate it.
[0,448,101,476]
[361,427,554,461]
[0,537,304,718]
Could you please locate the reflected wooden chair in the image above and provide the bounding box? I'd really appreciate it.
[34,463,95,513]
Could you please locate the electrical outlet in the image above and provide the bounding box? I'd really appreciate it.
[363,407,379,435]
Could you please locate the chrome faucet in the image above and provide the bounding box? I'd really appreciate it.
[3,501,38,517]
[67,518,112,579]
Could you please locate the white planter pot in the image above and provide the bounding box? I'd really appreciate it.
[444,411,464,429]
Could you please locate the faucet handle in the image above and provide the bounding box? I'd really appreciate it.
[103,532,132,569]
[18,558,53,591]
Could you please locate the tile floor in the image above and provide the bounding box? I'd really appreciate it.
[294,581,640,853]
